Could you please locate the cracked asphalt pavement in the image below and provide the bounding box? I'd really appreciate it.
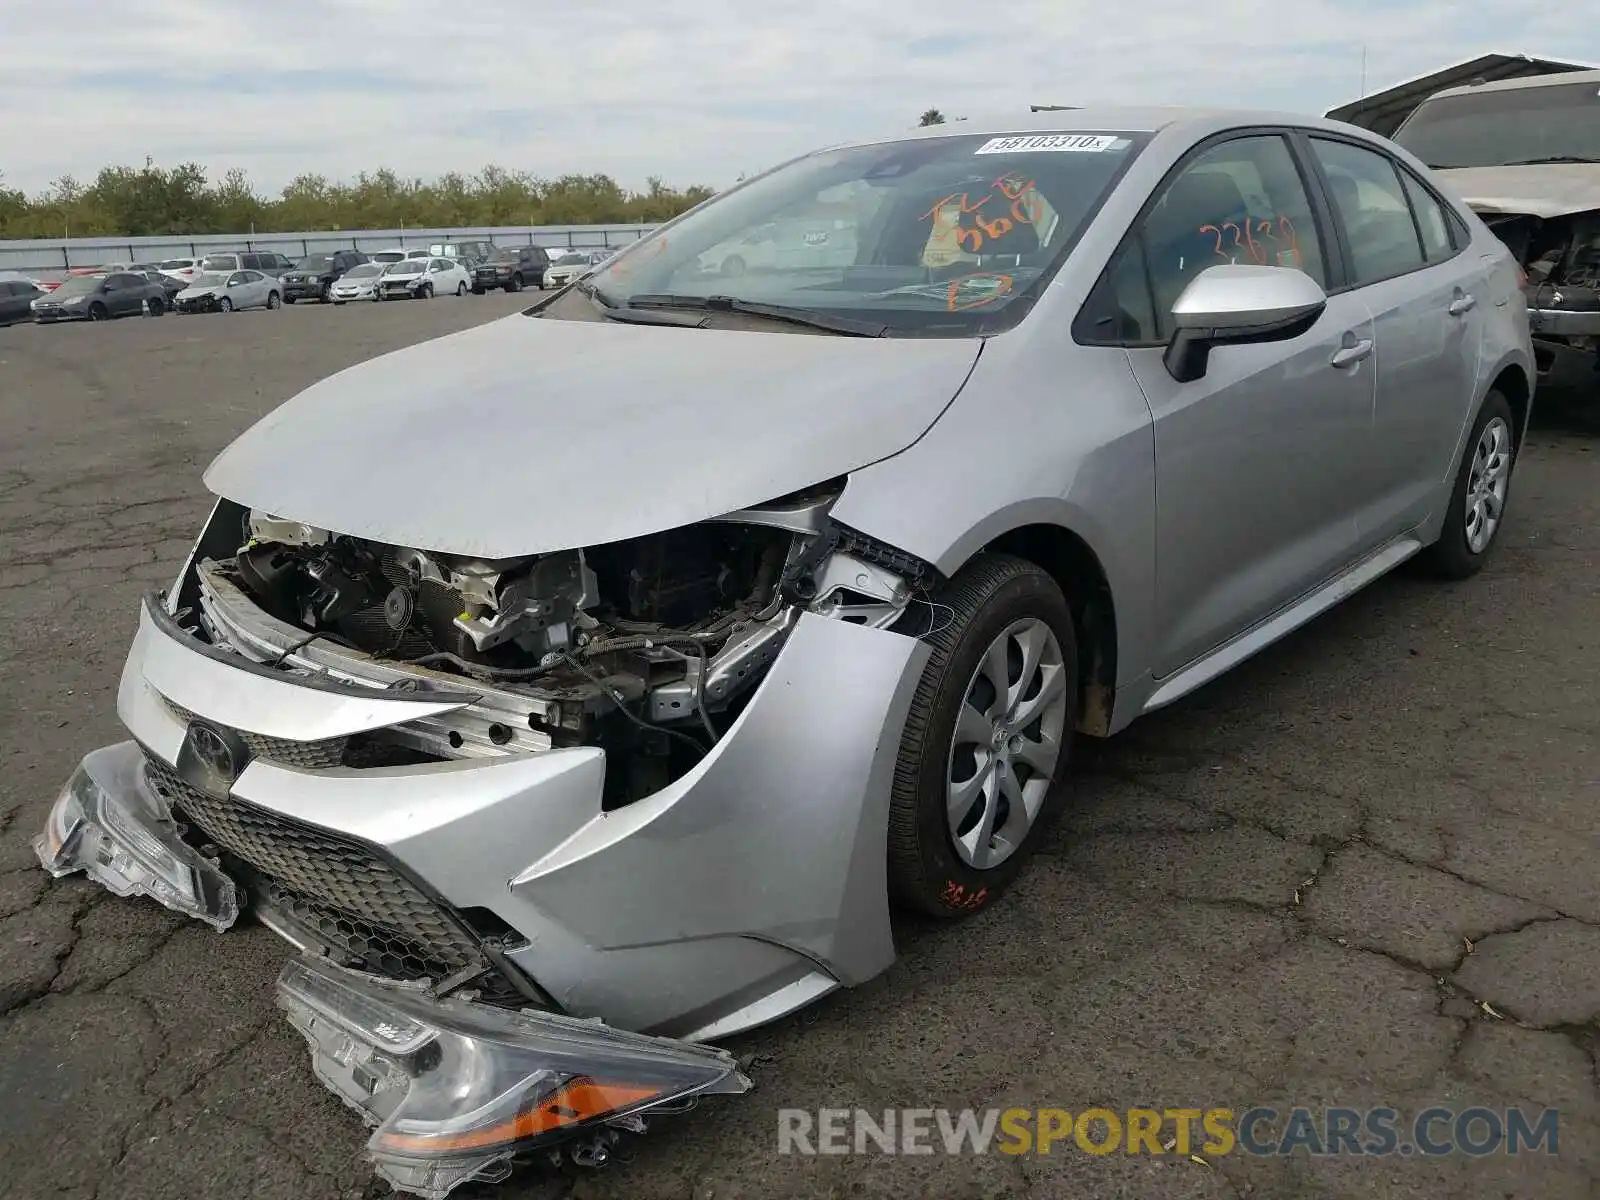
[1,296,1598,1200]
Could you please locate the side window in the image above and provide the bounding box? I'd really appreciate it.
[1075,238,1159,345]
[1398,168,1454,262]
[1308,138,1425,285]
[1138,134,1327,340]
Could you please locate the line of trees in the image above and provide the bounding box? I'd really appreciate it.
[0,163,719,240]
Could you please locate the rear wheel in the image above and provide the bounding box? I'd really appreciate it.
[456,281,467,296]
[887,554,1077,918]
[1417,389,1518,580]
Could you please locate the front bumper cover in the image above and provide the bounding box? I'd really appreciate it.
[35,744,750,1199]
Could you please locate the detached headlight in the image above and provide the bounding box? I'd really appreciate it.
[34,743,241,929]
[278,955,750,1198]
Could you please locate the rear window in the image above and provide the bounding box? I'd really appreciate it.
[1396,81,1600,169]
[158,259,193,269]
[200,254,238,271]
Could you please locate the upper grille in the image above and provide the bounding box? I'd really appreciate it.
[143,753,484,980]
[163,700,350,770]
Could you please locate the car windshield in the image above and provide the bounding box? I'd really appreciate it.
[296,255,334,270]
[158,259,192,269]
[490,248,522,263]
[51,275,105,297]
[345,263,384,278]
[1395,81,1600,169]
[387,261,424,275]
[553,252,589,266]
[200,255,238,271]
[574,129,1147,336]
[190,272,230,287]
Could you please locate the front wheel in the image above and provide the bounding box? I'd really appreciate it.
[887,554,1077,918]
[217,296,234,312]
[456,281,467,296]
[266,291,281,310]
[88,302,109,321]
[320,282,332,303]
[147,297,165,316]
[508,274,523,293]
[1417,389,1518,579]
[419,284,432,300]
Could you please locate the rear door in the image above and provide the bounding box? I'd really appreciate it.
[1303,135,1484,543]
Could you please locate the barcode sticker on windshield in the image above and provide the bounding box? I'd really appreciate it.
[975,134,1122,155]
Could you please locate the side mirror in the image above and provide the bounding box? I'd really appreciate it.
[1163,264,1327,383]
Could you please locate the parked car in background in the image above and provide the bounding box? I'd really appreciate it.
[0,278,46,325]
[198,251,296,278]
[127,268,187,306]
[327,262,387,303]
[377,257,470,300]
[1393,68,1600,390]
[429,239,497,267]
[31,270,169,321]
[368,248,431,266]
[472,245,550,293]
[158,257,202,286]
[282,250,370,304]
[542,248,613,288]
[175,269,281,313]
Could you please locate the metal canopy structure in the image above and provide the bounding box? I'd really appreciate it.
[1326,52,1600,138]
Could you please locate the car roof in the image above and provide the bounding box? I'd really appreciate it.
[1426,67,1600,101]
[832,105,1366,152]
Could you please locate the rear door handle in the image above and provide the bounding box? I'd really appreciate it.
[1449,295,1477,315]
[1330,338,1373,368]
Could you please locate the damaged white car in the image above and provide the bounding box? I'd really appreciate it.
[1393,68,1600,388]
[36,106,1532,1198]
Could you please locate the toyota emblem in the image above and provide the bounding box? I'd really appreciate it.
[187,722,235,780]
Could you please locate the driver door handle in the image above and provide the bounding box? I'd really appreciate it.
[1330,338,1373,368]
[1449,294,1477,315]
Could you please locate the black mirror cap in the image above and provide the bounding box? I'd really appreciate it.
[1162,302,1325,384]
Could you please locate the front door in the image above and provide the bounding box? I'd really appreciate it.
[1122,132,1376,678]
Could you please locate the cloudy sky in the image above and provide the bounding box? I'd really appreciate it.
[0,1,1593,197]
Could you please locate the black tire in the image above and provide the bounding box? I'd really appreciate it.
[887,554,1078,918]
[508,274,524,293]
[218,296,233,313]
[420,284,433,300]
[456,281,467,296]
[284,295,297,304]
[320,282,332,303]
[88,302,108,321]
[147,297,164,316]
[471,286,485,295]
[1417,389,1518,580]
[266,291,281,310]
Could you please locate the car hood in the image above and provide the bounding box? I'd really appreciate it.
[1434,163,1600,218]
[178,284,222,299]
[204,313,981,558]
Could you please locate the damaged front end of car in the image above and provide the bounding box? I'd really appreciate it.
[1476,206,1600,378]
[34,478,940,1196]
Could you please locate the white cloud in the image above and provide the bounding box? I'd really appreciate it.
[0,0,1594,196]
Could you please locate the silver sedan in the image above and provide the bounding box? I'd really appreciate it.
[36,106,1532,1197]
[173,269,281,313]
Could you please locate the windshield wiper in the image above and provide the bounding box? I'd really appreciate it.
[1500,155,1600,166]
[624,293,889,337]
[572,278,708,327]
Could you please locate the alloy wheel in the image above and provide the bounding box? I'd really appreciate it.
[1465,416,1511,554]
[945,617,1070,870]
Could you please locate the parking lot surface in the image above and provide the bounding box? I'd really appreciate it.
[1,297,1597,1200]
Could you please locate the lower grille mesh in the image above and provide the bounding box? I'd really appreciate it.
[143,754,483,980]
